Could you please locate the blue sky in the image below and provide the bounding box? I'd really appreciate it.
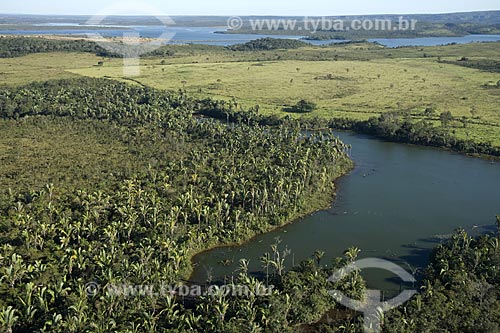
[1,0,499,16]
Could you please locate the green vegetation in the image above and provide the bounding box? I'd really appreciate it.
[285,99,317,113]
[384,229,500,332]
[0,77,355,332]
[61,41,500,149]
[0,52,98,86]
[326,115,500,157]
[1,37,499,150]
[0,36,116,58]
[299,228,500,332]
[223,21,500,39]
[228,37,309,51]
[441,58,500,73]
[220,11,500,39]
[0,117,153,192]
[0,35,499,332]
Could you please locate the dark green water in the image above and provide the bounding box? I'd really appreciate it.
[191,132,500,292]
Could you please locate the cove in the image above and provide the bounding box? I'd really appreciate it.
[191,131,500,293]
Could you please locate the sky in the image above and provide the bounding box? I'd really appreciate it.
[1,0,499,16]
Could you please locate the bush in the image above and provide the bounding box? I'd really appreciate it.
[440,111,454,127]
[286,99,317,113]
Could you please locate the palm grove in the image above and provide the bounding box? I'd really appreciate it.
[0,64,499,332]
[0,78,360,332]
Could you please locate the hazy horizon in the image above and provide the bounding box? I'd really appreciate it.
[0,0,499,16]
[2,9,500,17]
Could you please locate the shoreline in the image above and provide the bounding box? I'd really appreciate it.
[185,156,355,283]
[184,127,500,283]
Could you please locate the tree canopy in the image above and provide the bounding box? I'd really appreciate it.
[229,38,309,51]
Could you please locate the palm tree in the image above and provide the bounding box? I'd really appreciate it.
[0,306,19,333]
[344,247,361,262]
[313,250,325,266]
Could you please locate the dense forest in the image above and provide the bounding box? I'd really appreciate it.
[384,228,500,333]
[0,15,498,330]
[0,77,499,332]
[0,36,311,59]
[194,108,500,158]
[0,79,500,332]
[0,78,359,332]
[0,37,118,58]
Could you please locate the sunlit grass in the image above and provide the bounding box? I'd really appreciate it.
[69,56,500,145]
[2,43,499,145]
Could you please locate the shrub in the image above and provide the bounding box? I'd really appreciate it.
[287,100,317,113]
[440,111,454,127]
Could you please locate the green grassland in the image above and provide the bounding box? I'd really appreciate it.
[0,52,102,86]
[1,41,500,145]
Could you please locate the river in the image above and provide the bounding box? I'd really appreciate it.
[191,131,500,293]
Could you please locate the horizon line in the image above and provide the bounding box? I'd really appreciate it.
[1,9,500,17]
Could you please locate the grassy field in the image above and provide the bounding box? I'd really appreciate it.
[0,52,102,85]
[1,42,499,145]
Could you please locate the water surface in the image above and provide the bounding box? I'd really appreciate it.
[1,25,499,47]
[0,26,303,46]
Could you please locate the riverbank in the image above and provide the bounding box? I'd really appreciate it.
[325,116,500,158]
[185,155,354,282]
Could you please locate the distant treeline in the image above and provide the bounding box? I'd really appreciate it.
[325,115,500,157]
[0,36,311,58]
[196,104,500,157]
[222,21,500,39]
[441,58,500,73]
[0,36,118,58]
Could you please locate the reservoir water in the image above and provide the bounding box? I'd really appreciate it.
[1,25,500,47]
